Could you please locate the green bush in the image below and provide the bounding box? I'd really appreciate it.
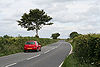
[73,34,100,66]
[0,37,58,57]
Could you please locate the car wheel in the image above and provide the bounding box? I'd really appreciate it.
[37,48,39,52]
[39,48,41,51]
[24,50,27,52]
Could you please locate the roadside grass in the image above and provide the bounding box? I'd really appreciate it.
[0,37,58,57]
[62,54,96,67]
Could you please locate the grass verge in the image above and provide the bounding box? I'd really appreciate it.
[62,53,96,67]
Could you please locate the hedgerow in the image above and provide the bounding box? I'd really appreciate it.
[73,34,100,66]
[0,36,58,57]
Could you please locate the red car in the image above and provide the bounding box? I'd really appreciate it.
[24,41,41,52]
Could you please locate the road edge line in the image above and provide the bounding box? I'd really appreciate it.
[59,42,73,67]
[68,43,73,55]
[59,61,64,67]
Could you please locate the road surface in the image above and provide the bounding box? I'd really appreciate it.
[0,40,71,67]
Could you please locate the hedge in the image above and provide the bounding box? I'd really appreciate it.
[0,37,58,57]
[73,34,100,66]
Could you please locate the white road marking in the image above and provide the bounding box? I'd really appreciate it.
[59,61,64,67]
[59,43,73,67]
[52,46,58,50]
[51,48,55,50]
[27,54,41,60]
[44,50,50,54]
[27,46,59,60]
[68,43,73,55]
[55,46,58,48]
[44,46,59,54]
[5,63,16,67]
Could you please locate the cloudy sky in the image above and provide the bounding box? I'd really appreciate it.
[0,0,100,38]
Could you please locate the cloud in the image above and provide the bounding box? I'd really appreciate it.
[0,0,100,38]
[48,0,99,23]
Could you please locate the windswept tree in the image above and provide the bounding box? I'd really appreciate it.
[51,33,60,39]
[17,9,53,38]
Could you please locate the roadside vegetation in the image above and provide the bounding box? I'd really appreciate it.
[51,33,60,39]
[62,32,100,67]
[0,35,58,57]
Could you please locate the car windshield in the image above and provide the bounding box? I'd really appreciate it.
[25,42,35,45]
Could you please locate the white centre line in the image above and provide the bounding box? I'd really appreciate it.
[44,46,59,54]
[27,54,41,60]
[44,50,50,54]
[51,48,55,50]
[5,63,17,67]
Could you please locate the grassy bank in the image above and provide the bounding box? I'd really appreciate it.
[62,34,100,67]
[62,54,96,67]
[0,36,58,57]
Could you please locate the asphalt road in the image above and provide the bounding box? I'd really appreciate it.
[0,40,71,67]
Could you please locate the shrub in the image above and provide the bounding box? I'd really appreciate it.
[73,34,100,66]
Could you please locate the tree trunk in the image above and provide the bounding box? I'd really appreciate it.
[36,29,38,36]
[35,24,39,38]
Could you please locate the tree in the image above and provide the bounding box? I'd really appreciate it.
[17,9,53,37]
[51,33,60,39]
[69,32,80,38]
[3,35,12,38]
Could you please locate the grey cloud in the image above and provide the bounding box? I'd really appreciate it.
[0,0,100,38]
[52,0,100,24]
